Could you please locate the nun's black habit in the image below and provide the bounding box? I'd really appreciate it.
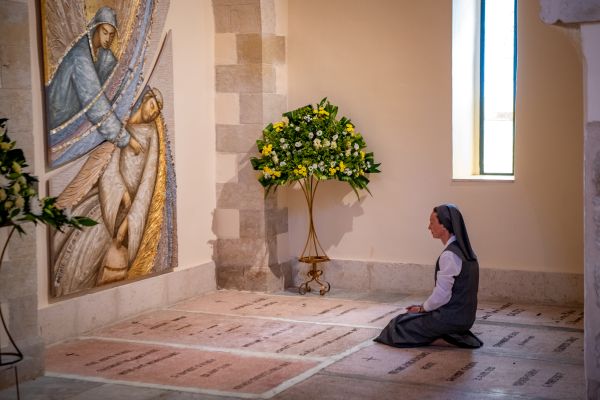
[374,204,483,348]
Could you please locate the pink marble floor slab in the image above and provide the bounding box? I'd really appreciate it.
[272,373,515,400]
[326,343,584,400]
[46,338,318,395]
[172,290,403,327]
[476,302,584,329]
[90,309,378,357]
[471,322,583,363]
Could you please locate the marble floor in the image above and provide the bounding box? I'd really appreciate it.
[0,289,584,399]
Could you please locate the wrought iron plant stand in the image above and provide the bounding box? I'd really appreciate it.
[0,225,23,399]
[298,176,331,296]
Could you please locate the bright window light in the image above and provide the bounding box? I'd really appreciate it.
[480,0,516,175]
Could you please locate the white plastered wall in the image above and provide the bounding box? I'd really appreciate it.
[286,0,583,274]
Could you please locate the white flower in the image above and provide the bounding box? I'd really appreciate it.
[345,149,351,156]
[323,139,330,148]
[330,161,336,167]
[308,132,314,139]
[0,175,10,188]
[64,208,73,221]
[280,161,286,167]
[316,130,323,136]
[312,163,317,170]
[354,151,358,157]
[354,143,359,150]
[273,155,279,164]
[295,127,300,132]
[332,134,338,141]
[313,138,322,148]
[28,197,42,216]
[331,141,337,149]
[295,141,302,148]
[282,143,289,149]
[280,138,286,143]
[303,115,312,122]
[344,168,352,176]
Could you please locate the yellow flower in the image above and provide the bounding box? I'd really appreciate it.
[345,124,355,134]
[273,170,281,177]
[294,165,307,177]
[339,161,346,171]
[15,195,24,209]
[360,151,365,160]
[0,142,11,151]
[262,144,273,156]
[12,162,21,173]
[0,189,5,201]
[4,200,13,209]
[12,182,20,194]
[273,121,285,132]
[329,167,337,176]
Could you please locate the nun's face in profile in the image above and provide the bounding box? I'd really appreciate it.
[428,211,447,239]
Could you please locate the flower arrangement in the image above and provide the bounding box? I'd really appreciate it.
[250,98,381,195]
[0,118,96,235]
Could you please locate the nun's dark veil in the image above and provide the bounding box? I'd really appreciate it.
[434,204,477,261]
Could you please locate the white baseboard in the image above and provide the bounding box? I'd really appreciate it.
[39,261,216,345]
[292,259,583,305]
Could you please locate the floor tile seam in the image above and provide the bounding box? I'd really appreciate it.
[258,339,377,399]
[44,371,259,399]
[475,320,584,333]
[76,335,329,362]
[165,308,383,330]
[316,370,549,400]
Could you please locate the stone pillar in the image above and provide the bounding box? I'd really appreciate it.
[583,27,600,400]
[0,0,44,386]
[213,0,291,291]
[540,1,600,398]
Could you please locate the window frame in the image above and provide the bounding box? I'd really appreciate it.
[452,0,517,181]
[478,0,518,176]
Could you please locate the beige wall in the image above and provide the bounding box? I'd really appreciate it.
[287,0,583,273]
[30,0,216,306]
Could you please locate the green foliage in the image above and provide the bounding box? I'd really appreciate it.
[250,99,381,196]
[0,118,97,233]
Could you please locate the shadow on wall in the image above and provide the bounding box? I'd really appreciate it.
[287,178,366,258]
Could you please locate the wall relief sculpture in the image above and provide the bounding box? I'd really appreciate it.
[41,0,177,297]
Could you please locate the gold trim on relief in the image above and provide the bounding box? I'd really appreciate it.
[127,114,167,278]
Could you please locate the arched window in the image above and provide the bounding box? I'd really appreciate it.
[453,0,517,179]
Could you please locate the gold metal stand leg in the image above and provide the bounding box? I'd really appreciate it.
[297,177,332,296]
[298,262,331,296]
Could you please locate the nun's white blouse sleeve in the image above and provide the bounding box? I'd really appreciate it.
[423,235,462,312]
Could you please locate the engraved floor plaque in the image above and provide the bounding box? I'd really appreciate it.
[46,338,317,395]
[326,344,584,399]
[91,309,378,357]
[173,290,402,327]
[45,291,584,399]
